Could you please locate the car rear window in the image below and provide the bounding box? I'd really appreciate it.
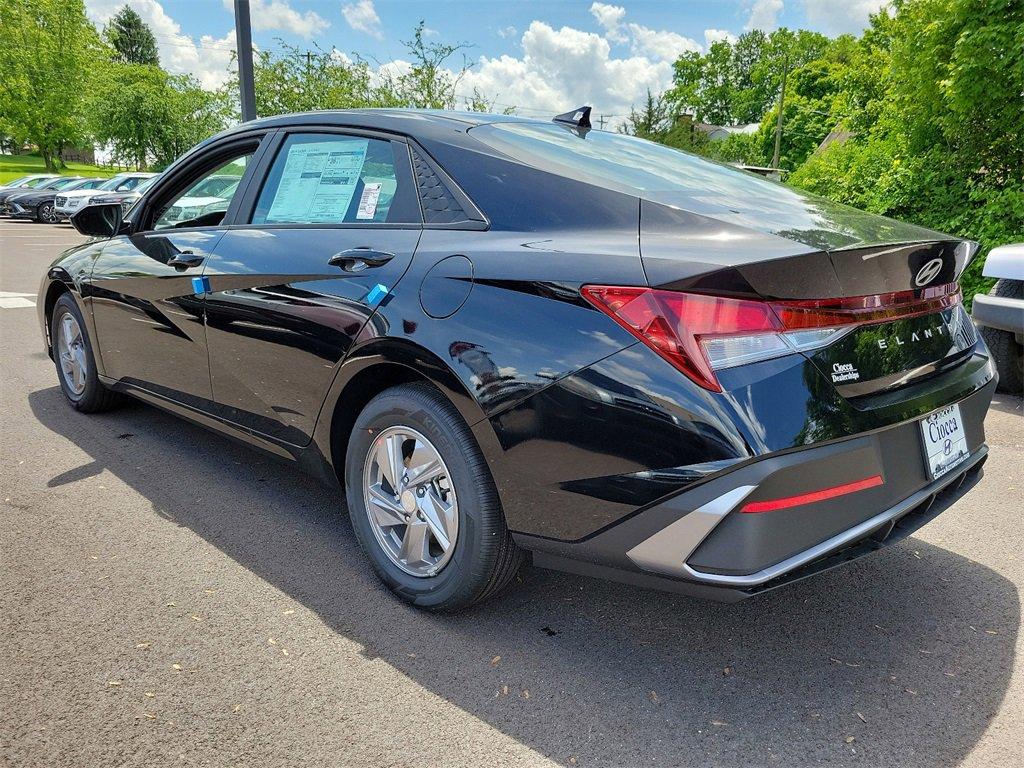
[469,121,785,205]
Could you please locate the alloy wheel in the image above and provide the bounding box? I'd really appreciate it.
[40,203,58,223]
[57,312,88,396]
[362,426,459,577]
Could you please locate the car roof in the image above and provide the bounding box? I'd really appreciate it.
[220,108,534,140]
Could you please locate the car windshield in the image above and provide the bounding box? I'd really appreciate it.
[470,121,785,204]
[95,177,132,191]
[189,176,239,198]
[22,177,57,188]
[64,178,101,191]
[35,177,70,190]
[55,178,87,190]
[4,175,33,187]
[134,176,158,193]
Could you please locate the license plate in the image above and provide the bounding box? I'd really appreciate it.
[920,403,969,479]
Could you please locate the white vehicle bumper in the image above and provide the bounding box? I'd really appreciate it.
[973,293,1024,335]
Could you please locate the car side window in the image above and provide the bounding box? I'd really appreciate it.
[153,155,251,230]
[251,133,418,225]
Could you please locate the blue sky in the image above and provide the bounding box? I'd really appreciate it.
[84,1,886,123]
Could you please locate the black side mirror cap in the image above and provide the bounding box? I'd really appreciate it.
[70,203,126,238]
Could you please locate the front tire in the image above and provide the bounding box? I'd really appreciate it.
[51,293,122,412]
[36,202,58,223]
[978,279,1023,395]
[345,382,523,611]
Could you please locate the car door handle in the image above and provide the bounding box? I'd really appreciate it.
[167,251,204,270]
[328,248,396,272]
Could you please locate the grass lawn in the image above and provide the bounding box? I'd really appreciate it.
[0,153,129,184]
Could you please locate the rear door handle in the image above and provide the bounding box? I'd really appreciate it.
[328,247,396,272]
[167,251,204,270]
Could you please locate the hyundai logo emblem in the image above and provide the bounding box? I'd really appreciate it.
[915,258,944,286]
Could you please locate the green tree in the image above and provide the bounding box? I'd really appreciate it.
[619,90,670,140]
[377,21,470,109]
[89,63,230,169]
[229,41,377,118]
[668,28,830,126]
[104,5,159,66]
[152,75,232,167]
[788,0,1024,303]
[0,0,104,170]
[463,87,515,114]
[619,91,711,154]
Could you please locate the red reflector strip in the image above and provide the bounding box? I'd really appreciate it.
[741,474,884,513]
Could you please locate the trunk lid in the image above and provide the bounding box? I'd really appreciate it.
[639,200,980,398]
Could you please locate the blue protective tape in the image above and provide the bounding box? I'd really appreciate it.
[191,276,211,295]
[366,283,389,307]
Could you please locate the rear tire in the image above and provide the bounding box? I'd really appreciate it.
[51,293,123,412]
[345,382,523,611]
[978,279,1023,395]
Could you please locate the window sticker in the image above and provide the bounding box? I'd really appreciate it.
[266,139,369,223]
[356,182,382,220]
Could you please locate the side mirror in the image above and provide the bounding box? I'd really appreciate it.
[70,203,124,238]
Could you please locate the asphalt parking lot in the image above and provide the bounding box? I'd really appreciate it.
[1,217,1022,768]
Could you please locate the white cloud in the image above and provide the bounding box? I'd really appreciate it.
[458,20,675,127]
[86,1,236,89]
[342,0,383,40]
[589,2,699,61]
[627,24,700,61]
[220,0,329,38]
[804,0,889,34]
[704,28,738,47]
[497,25,517,39]
[589,2,628,43]
[745,0,784,31]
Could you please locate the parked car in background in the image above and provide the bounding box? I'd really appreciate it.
[0,173,58,192]
[0,174,69,209]
[45,109,996,611]
[54,172,156,221]
[1,177,85,217]
[5,177,106,223]
[85,175,159,216]
[157,176,240,225]
[973,243,1024,394]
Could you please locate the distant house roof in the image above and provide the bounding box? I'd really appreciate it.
[693,121,760,141]
[815,129,855,153]
[731,164,783,180]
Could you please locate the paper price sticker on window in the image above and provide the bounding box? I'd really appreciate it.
[266,139,368,224]
[356,182,383,220]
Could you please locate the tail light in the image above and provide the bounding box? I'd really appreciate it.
[581,283,961,392]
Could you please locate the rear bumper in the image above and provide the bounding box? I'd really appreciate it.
[531,454,986,601]
[973,293,1024,334]
[521,378,994,601]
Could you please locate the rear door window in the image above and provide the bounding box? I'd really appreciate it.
[251,133,419,225]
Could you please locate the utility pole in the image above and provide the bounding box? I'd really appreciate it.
[234,0,257,121]
[597,114,607,130]
[771,53,789,169]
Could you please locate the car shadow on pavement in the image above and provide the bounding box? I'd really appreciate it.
[29,387,1018,768]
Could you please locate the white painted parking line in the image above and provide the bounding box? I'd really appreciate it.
[0,291,36,309]
[0,297,35,308]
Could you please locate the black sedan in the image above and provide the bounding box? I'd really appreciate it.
[5,177,103,222]
[39,109,995,611]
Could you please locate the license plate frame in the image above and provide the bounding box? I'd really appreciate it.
[920,403,970,480]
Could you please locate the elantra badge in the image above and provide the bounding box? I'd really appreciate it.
[914,258,944,286]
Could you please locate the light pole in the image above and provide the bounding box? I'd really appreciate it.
[771,53,789,170]
[234,0,257,121]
